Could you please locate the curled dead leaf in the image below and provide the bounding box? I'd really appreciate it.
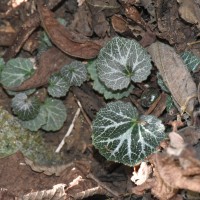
[148,42,197,116]
[37,4,102,59]
[21,184,67,200]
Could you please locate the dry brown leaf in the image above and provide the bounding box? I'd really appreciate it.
[86,0,120,17]
[178,126,200,145]
[148,41,197,116]
[124,5,146,28]
[38,4,102,59]
[155,150,200,193]
[69,3,93,37]
[21,184,66,200]
[111,15,128,33]
[24,157,74,176]
[177,0,200,29]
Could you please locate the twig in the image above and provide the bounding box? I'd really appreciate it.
[187,40,200,46]
[75,96,92,128]
[55,108,81,153]
[87,173,120,198]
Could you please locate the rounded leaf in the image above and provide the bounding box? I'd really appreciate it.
[20,106,47,131]
[97,37,152,90]
[1,58,35,87]
[12,93,40,121]
[87,60,134,99]
[61,61,87,86]
[41,98,67,131]
[48,73,70,97]
[92,101,165,166]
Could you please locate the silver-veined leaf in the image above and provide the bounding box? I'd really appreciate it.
[96,37,152,90]
[61,61,87,86]
[48,73,70,97]
[11,93,40,121]
[1,58,35,87]
[87,60,134,99]
[92,101,165,166]
[20,106,47,131]
[41,98,67,131]
[181,51,200,72]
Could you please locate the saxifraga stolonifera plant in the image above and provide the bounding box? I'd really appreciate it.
[0,36,167,166]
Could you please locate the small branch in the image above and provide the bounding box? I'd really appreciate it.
[87,173,120,198]
[55,108,81,153]
[75,96,92,128]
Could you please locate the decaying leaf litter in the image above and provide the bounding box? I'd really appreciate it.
[0,0,200,199]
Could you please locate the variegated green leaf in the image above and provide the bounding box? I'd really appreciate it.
[92,101,165,166]
[96,37,152,90]
[20,106,47,131]
[61,61,87,86]
[41,98,67,131]
[87,60,134,99]
[181,51,200,72]
[48,73,70,97]
[1,58,35,87]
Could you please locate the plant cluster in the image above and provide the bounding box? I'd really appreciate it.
[1,35,199,166]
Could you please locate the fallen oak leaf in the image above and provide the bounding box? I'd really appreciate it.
[6,47,72,91]
[148,42,197,116]
[37,4,102,59]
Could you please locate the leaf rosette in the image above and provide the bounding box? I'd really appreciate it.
[96,37,152,90]
[92,101,165,166]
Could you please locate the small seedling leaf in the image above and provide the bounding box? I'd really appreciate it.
[48,73,70,97]
[97,37,152,90]
[12,93,40,121]
[92,101,165,166]
[41,98,67,131]
[1,58,35,87]
[61,61,87,86]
